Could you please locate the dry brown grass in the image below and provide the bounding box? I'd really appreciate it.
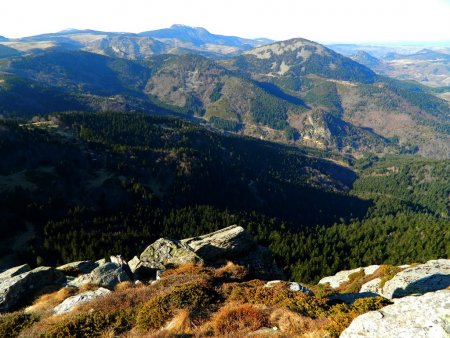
[162,309,194,334]
[212,303,268,336]
[115,281,133,292]
[269,308,330,336]
[214,261,248,280]
[25,286,77,316]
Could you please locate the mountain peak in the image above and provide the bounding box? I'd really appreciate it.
[244,37,325,59]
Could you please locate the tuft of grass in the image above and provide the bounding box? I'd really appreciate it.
[25,287,77,317]
[378,265,403,289]
[212,303,267,336]
[269,308,330,336]
[214,261,248,280]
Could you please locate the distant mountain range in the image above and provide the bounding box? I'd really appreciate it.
[0,27,449,158]
[329,44,450,88]
[0,25,271,59]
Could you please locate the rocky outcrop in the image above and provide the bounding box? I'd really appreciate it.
[181,225,254,261]
[53,287,111,315]
[0,267,66,312]
[319,265,380,289]
[140,238,203,270]
[0,264,31,282]
[180,225,282,279]
[70,262,130,289]
[382,259,450,299]
[341,290,450,338]
[57,260,99,277]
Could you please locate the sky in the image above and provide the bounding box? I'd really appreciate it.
[1,0,450,43]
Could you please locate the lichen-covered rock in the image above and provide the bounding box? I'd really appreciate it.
[181,225,254,261]
[382,259,450,299]
[0,264,31,282]
[57,261,98,277]
[319,265,380,289]
[341,290,450,338]
[53,287,111,314]
[0,267,66,312]
[140,238,203,269]
[70,262,130,289]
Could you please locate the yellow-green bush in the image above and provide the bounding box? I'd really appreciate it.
[42,310,133,338]
[136,281,219,330]
[0,312,38,338]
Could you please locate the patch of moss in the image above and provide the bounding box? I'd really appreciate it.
[379,265,403,289]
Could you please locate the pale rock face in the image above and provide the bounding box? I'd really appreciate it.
[70,262,130,290]
[181,225,254,261]
[360,277,382,294]
[53,287,111,315]
[340,290,450,338]
[319,265,380,289]
[0,264,31,282]
[0,267,66,312]
[382,259,450,299]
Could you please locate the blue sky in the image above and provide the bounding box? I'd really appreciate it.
[2,0,450,43]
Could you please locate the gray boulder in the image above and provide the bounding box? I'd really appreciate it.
[341,290,450,338]
[0,267,66,312]
[57,261,98,277]
[128,256,158,280]
[53,287,111,315]
[70,262,130,289]
[140,238,203,269]
[0,264,31,282]
[110,255,133,279]
[382,259,450,299]
[319,265,380,289]
[181,225,254,261]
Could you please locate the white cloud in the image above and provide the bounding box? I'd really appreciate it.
[1,0,449,43]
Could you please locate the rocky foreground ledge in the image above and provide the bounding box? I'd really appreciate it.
[0,225,449,337]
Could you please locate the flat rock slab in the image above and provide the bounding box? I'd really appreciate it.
[265,280,315,296]
[57,260,99,277]
[341,290,450,338]
[181,225,254,261]
[0,266,66,312]
[382,259,450,299]
[53,287,111,314]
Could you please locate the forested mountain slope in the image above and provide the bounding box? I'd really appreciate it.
[0,112,448,282]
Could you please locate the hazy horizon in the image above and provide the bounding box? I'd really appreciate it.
[2,0,450,44]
